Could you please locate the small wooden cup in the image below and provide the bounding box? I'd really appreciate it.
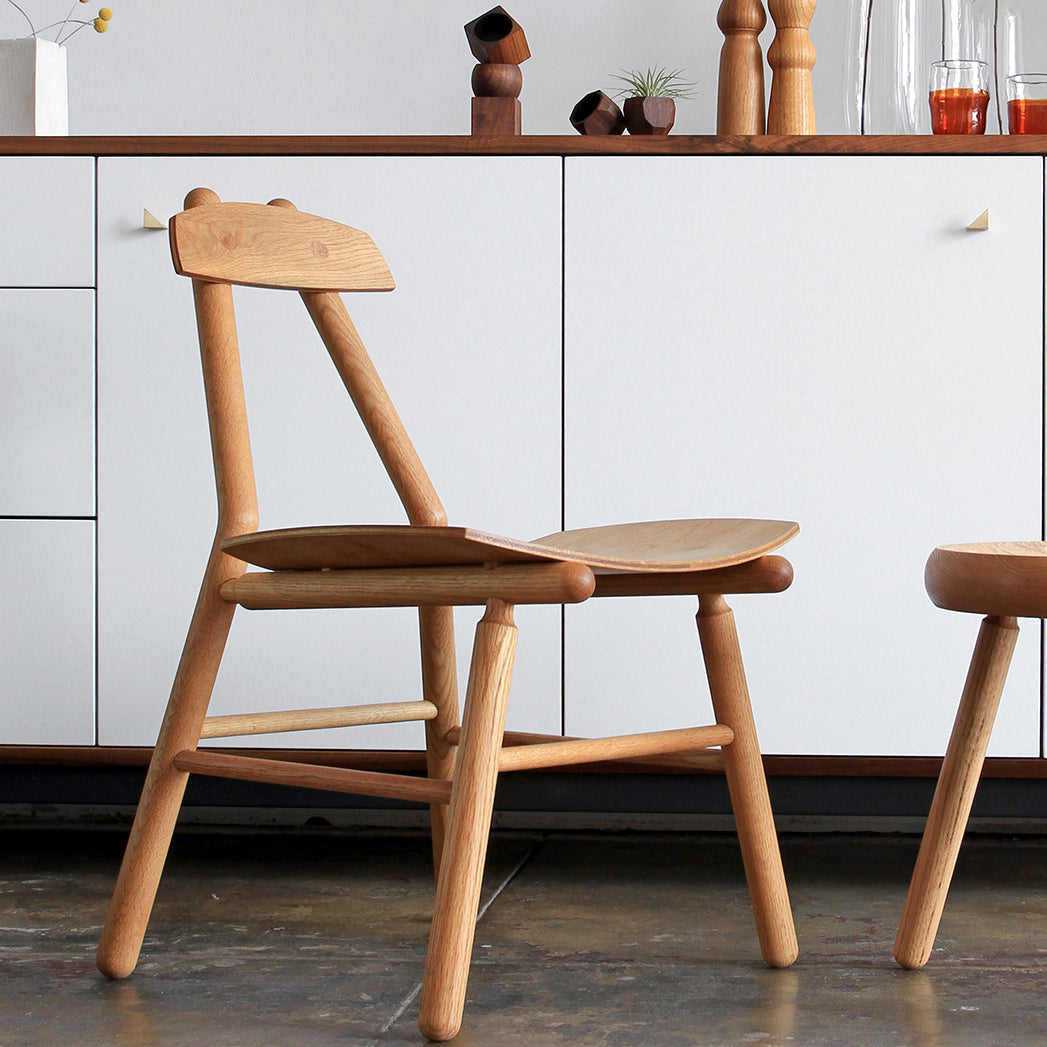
[570,91,626,135]
[464,7,530,65]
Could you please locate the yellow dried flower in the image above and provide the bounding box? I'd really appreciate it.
[98,7,112,18]
[93,16,108,31]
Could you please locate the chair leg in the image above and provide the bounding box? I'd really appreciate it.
[696,594,798,968]
[418,599,516,1043]
[894,614,1019,970]
[97,558,237,980]
[419,605,461,878]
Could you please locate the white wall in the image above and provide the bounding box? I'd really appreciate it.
[0,2,852,135]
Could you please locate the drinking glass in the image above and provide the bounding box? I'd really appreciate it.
[1006,73,1047,133]
[929,60,989,134]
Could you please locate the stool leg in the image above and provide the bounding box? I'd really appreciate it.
[894,614,1019,969]
[418,599,516,1042]
[697,594,798,968]
[97,555,236,979]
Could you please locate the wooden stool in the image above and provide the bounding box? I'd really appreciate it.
[894,542,1047,969]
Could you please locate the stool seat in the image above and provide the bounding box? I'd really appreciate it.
[925,541,1047,617]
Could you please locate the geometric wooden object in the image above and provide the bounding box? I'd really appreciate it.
[471,96,522,135]
[717,0,768,135]
[623,96,677,135]
[766,0,817,134]
[471,62,523,98]
[96,188,800,1042]
[893,540,1047,969]
[569,90,626,135]
[464,7,530,65]
[466,6,529,135]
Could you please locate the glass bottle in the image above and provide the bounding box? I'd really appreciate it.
[845,0,996,133]
[996,2,1047,133]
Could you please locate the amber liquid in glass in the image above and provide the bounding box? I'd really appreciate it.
[929,88,989,134]
[1008,98,1047,134]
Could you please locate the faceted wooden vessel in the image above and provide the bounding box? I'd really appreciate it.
[570,91,626,135]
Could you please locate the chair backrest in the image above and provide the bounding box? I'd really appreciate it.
[169,188,448,542]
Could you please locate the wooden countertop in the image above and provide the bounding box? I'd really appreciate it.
[2,134,1047,156]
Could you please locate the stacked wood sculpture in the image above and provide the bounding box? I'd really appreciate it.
[717,0,817,135]
[465,6,529,135]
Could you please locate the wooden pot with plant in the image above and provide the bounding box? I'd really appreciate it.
[613,66,694,135]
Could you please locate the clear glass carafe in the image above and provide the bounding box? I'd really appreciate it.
[996,2,1047,132]
[845,0,995,133]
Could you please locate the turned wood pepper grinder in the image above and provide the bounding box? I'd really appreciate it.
[767,0,817,134]
[716,0,767,135]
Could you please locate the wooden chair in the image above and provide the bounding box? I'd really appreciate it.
[894,542,1042,969]
[96,188,800,1041]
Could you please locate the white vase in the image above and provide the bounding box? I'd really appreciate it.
[0,38,68,136]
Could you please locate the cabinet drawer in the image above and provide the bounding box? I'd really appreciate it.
[0,520,95,745]
[0,157,94,286]
[0,289,95,516]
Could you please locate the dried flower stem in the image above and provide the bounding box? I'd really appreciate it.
[5,0,38,37]
[55,1,80,44]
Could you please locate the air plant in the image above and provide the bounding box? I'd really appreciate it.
[611,66,696,100]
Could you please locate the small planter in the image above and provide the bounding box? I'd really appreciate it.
[0,38,68,136]
[570,91,626,135]
[623,96,676,135]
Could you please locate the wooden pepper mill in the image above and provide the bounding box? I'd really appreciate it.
[465,6,530,135]
[716,0,767,135]
[767,0,817,134]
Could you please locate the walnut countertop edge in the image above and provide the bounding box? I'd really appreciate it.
[3,134,1047,157]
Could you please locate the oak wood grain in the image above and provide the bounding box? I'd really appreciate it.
[925,542,1047,617]
[170,201,394,292]
[222,519,798,574]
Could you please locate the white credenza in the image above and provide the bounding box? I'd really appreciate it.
[1,140,1044,764]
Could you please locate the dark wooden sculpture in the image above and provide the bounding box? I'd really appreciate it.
[569,91,626,135]
[623,97,677,135]
[465,7,529,135]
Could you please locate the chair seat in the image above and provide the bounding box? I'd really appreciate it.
[925,541,1047,617]
[222,518,799,574]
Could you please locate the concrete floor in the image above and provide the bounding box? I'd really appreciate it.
[2,827,1046,1046]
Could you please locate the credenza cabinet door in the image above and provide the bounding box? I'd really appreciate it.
[0,290,95,516]
[564,156,1043,757]
[0,520,95,745]
[0,157,94,286]
[96,156,563,748]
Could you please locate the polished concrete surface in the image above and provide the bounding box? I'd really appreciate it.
[2,827,1046,1046]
